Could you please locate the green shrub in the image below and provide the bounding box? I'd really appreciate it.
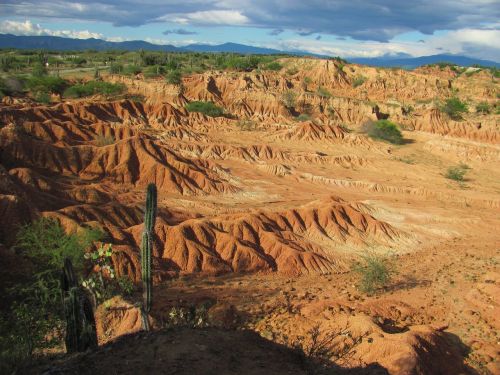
[165,69,182,85]
[281,90,297,109]
[317,86,332,98]
[109,63,123,74]
[0,219,103,372]
[353,254,394,294]
[295,114,312,122]
[34,91,51,104]
[64,81,126,98]
[25,75,68,96]
[352,75,366,88]
[363,120,404,144]
[440,97,468,120]
[117,276,135,296]
[143,65,164,78]
[31,62,47,77]
[339,124,352,133]
[185,101,225,117]
[123,65,142,76]
[264,61,283,71]
[445,166,467,182]
[476,102,490,114]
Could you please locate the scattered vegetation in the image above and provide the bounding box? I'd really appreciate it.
[236,118,257,131]
[445,165,469,182]
[475,101,490,114]
[353,253,395,294]
[281,90,297,109]
[295,114,312,122]
[165,69,183,85]
[362,119,404,144]
[316,86,332,98]
[302,76,312,91]
[338,124,352,133]
[352,75,367,88]
[264,61,283,71]
[63,81,126,98]
[185,101,225,117]
[440,97,468,120]
[24,75,68,96]
[0,218,102,372]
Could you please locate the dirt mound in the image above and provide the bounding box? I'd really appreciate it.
[276,121,348,142]
[406,109,498,143]
[0,126,236,196]
[116,197,407,278]
[24,327,363,375]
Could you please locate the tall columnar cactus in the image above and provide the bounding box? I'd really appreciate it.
[61,258,97,353]
[141,183,157,331]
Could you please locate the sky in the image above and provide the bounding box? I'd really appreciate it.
[0,1,499,61]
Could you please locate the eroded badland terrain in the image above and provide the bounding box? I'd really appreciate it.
[1,58,499,374]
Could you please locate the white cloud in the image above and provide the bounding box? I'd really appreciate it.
[0,20,103,39]
[270,27,500,61]
[162,10,249,26]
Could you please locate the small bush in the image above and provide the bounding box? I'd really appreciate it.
[64,81,126,98]
[143,65,164,78]
[109,63,123,74]
[31,62,48,77]
[317,86,331,98]
[281,90,297,109]
[264,61,283,71]
[165,70,182,85]
[445,166,467,182]
[440,97,468,120]
[185,101,225,117]
[117,276,135,296]
[363,120,404,144]
[353,254,394,294]
[123,65,142,76]
[338,124,352,133]
[295,114,312,122]
[476,102,490,114]
[34,91,51,104]
[236,118,256,131]
[352,75,366,88]
[25,75,68,96]
[95,135,115,146]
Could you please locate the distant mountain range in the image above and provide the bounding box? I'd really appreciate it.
[0,34,498,68]
[349,54,499,69]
